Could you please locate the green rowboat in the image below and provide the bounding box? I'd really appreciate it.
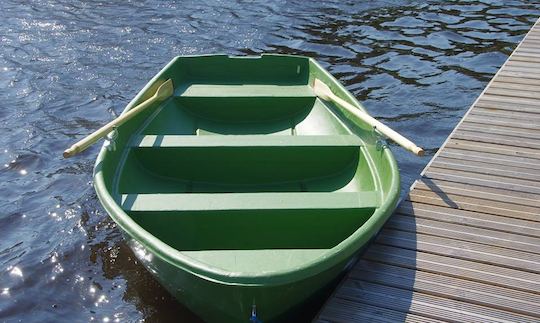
[92,54,400,322]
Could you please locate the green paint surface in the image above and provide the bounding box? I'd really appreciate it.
[93,54,400,322]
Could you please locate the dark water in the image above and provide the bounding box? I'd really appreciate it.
[1,0,539,322]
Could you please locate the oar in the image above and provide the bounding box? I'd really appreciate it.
[313,79,424,156]
[63,79,174,158]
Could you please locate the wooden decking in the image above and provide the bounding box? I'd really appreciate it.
[316,18,540,322]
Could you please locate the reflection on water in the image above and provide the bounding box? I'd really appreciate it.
[0,0,539,322]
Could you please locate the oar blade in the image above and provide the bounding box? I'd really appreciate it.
[155,79,174,100]
[312,78,332,101]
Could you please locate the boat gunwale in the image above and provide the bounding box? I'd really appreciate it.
[93,54,400,286]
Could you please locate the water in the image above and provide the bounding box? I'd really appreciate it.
[1,0,539,322]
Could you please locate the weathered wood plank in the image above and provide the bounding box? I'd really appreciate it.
[465,114,540,131]
[424,165,540,203]
[498,69,540,80]
[453,130,540,149]
[350,260,540,317]
[337,279,539,322]
[459,122,540,140]
[413,178,540,208]
[440,146,540,170]
[419,174,540,205]
[486,79,540,93]
[504,65,540,74]
[485,87,540,100]
[506,60,540,67]
[470,109,540,122]
[491,74,540,86]
[511,53,540,63]
[386,214,540,254]
[429,158,540,183]
[316,298,441,323]
[480,93,540,106]
[397,201,540,238]
[376,229,540,273]
[470,107,540,123]
[515,45,540,51]
[466,112,540,129]
[474,99,540,114]
[364,244,540,293]
[514,49,540,56]
[445,139,540,159]
[514,36,540,44]
[518,36,540,42]
[407,185,540,221]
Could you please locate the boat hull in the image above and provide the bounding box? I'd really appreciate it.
[93,54,400,322]
[126,235,359,322]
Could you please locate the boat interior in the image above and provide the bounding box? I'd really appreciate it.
[112,55,391,273]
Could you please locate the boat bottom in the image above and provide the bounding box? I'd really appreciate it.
[125,235,365,323]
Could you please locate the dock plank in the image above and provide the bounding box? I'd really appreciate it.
[444,139,540,159]
[424,167,540,198]
[458,123,540,140]
[349,260,540,317]
[479,93,540,107]
[484,87,540,100]
[336,280,538,323]
[470,107,540,122]
[452,130,540,149]
[488,74,540,86]
[397,202,540,238]
[430,157,540,181]
[412,178,540,208]
[439,146,540,170]
[363,244,540,293]
[316,17,540,322]
[375,229,540,273]
[385,215,540,254]
[465,113,540,130]
[316,298,441,323]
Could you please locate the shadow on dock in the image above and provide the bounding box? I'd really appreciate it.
[420,178,458,209]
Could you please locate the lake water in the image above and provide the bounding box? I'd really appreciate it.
[1,0,539,322]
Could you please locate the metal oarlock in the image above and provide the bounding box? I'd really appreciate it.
[373,126,388,151]
[104,127,118,152]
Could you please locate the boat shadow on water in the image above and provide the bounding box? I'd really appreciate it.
[80,175,203,322]
[89,233,205,323]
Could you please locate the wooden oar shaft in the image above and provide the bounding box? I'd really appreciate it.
[313,79,424,156]
[63,98,153,158]
[331,94,424,156]
[64,79,173,158]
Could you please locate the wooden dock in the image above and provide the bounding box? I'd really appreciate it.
[316,18,540,322]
